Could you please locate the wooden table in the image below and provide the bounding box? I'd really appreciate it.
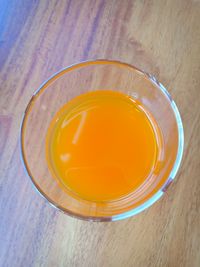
[0,1,200,266]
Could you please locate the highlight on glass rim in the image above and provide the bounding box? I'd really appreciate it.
[21,60,184,221]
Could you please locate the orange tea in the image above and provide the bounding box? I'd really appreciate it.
[46,90,162,201]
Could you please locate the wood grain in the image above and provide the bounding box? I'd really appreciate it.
[0,0,200,266]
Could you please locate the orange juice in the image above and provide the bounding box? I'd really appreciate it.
[46,90,162,201]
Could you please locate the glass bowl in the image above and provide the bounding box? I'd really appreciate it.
[20,60,184,221]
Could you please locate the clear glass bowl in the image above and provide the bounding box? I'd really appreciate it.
[20,60,184,221]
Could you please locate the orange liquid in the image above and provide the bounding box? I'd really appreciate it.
[46,90,161,201]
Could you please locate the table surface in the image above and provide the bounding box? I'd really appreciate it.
[0,1,200,266]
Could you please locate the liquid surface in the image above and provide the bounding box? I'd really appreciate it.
[46,90,161,201]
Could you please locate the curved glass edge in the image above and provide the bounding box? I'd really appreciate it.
[112,81,184,221]
[20,111,113,222]
[20,59,184,222]
[112,191,163,221]
[147,77,184,185]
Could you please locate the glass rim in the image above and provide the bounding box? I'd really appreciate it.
[20,59,184,222]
